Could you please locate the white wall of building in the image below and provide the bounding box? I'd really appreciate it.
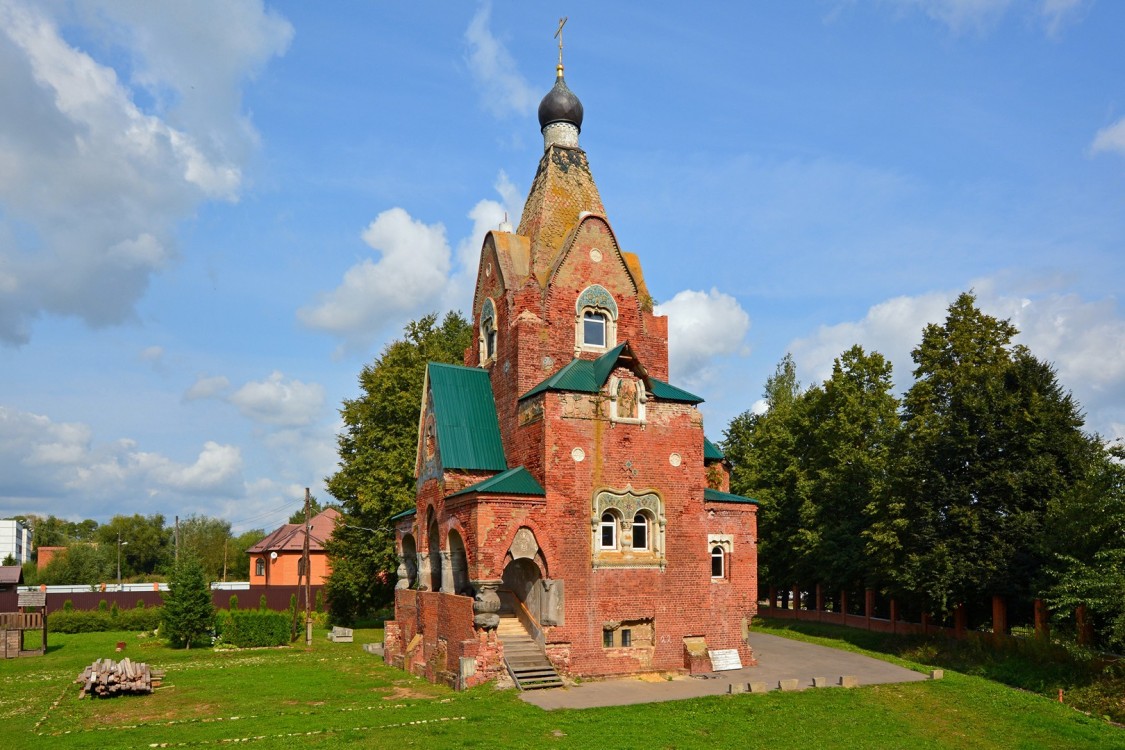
[0,519,32,564]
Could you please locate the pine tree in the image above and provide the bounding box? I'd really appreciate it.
[162,557,214,649]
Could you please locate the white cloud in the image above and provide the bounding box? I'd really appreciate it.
[787,281,1125,440]
[0,0,291,344]
[655,289,751,387]
[464,1,537,118]
[297,207,453,348]
[1091,117,1125,158]
[878,0,1087,34]
[184,374,230,401]
[0,406,245,515]
[228,371,326,427]
[302,174,522,351]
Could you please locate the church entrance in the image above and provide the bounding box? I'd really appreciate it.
[500,557,541,616]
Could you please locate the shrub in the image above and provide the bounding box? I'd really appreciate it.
[217,610,290,648]
[136,599,146,609]
[162,558,214,649]
[98,600,109,612]
[62,599,74,612]
[259,594,268,611]
[50,610,112,634]
[110,602,120,619]
[229,594,239,611]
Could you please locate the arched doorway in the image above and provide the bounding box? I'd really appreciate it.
[501,557,542,617]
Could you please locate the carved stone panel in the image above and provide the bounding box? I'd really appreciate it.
[510,527,539,561]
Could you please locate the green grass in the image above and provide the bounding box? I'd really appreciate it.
[0,625,1122,749]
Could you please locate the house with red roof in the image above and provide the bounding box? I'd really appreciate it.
[247,508,340,587]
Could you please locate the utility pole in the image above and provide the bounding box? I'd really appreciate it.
[303,488,312,647]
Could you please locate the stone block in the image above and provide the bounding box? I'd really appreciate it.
[839,675,859,688]
[727,682,746,694]
[812,676,829,688]
[930,669,943,680]
[778,678,800,691]
[749,681,769,694]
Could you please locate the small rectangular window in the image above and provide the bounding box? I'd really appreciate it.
[583,312,606,347]
[603,630,614,648]
[620,628,632,647]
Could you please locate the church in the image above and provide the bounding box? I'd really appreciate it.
[382,51,759,690]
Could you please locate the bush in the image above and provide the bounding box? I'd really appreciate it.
[229,594,239,611]
[136,599,146,609]
[162,558,214,649]
[98,600,109,612]
[49,606,161,633]
[62,599,74,612]
[259,594,268,611]
[110,602,120,619]
[216,610,290,648]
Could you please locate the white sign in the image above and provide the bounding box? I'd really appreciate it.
[708,648,743,671]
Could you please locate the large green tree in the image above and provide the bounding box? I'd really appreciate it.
[162,557,215,649]
[175,515,232,581]
[807,346,899,595]
[878,292,1092,614]
[725,354,819,592]
[37,543,114,586]
[324,312,472,623]
[94,514,172,579]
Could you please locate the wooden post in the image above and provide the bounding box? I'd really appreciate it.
[768,585,777,609]
[815,583,824,614]
[1034,598,1050,641]
[992,595,1007,640]
[792,584,801,614]
[890,599,898,634]
[954,603,967,638]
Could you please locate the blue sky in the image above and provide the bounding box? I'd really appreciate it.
[2,1,1123,533]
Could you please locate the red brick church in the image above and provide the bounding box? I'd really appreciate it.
[382,54,759,689]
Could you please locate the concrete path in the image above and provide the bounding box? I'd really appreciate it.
[520,631,929,710]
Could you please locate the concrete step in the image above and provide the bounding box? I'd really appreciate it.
[497,615,562,691]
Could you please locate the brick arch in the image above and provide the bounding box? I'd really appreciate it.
[491,518,554,580]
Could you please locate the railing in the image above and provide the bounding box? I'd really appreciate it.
[513,596,545,647]
[0,612,42,629]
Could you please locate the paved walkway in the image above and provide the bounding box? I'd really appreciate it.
[520,631,930,710]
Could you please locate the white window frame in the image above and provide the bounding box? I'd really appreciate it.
[575,285,618,355]
[599,511,618,550]
[631,512,650,551]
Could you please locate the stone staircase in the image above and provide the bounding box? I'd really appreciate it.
[497,615,563,690]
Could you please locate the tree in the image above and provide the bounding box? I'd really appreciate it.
[227,529,267,580]
[37,543,114,586]
[23,514,99,558]
[288,495,336,524]
[176,515,233,581]
[325,312,472,623]
[1045,442,1125,650]
[162,557,214,649]
[94,514,172,579]
[807,346,899,595]
[725,354,818,593]
[880,292,1092,614]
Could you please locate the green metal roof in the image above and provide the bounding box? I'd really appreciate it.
[703,437,725,461]
[448,466,546,498]
[427,363,507,471]
[703,488,759,506]
[389,508,417,521]
[520,342,702,404]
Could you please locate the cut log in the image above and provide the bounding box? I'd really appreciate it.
[76,658,161,698]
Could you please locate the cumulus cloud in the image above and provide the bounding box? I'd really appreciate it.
[787,281,1125,440]
[0,405,245,515]
[1091,117,1125,158]
[655,289,751,387]
[0,0,291,345]
[184,374,231,401]
[228,372,326,427]
[464,1,537,118]
[302,174,522,351]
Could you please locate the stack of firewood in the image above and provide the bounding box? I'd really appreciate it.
[75,658,164,698]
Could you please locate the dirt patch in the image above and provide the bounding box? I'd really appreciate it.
[382,686,433,700]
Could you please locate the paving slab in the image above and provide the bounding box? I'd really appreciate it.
[520,631,928,710]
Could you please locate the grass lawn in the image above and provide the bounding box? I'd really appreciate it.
[1,625,1122,749]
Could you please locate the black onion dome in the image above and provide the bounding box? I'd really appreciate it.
[537,72,583,132]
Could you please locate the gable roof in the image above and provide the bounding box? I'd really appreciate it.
[246,507,341,555]
[0,566,23,585]
[448,466,547,498]
[426,363,507,471]
[521,342,703,404]
[703,488,759,506]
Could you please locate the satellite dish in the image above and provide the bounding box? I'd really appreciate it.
[270,552,278,560]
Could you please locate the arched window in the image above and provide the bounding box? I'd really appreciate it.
[255,558,265,577]
[631,512,649,551]
[480,298,498,365]
[575,285,618,352]
[600,512,618,550]
[711,546,725,579]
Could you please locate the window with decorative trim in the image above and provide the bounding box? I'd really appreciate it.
[479,298,498,365]
[708,534,733,580]
[592,490,665,569]
[575,285,618,353]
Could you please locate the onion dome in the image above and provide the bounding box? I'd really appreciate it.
[538,65,583,133]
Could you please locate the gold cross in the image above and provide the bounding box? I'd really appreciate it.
[554,17,567,69]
